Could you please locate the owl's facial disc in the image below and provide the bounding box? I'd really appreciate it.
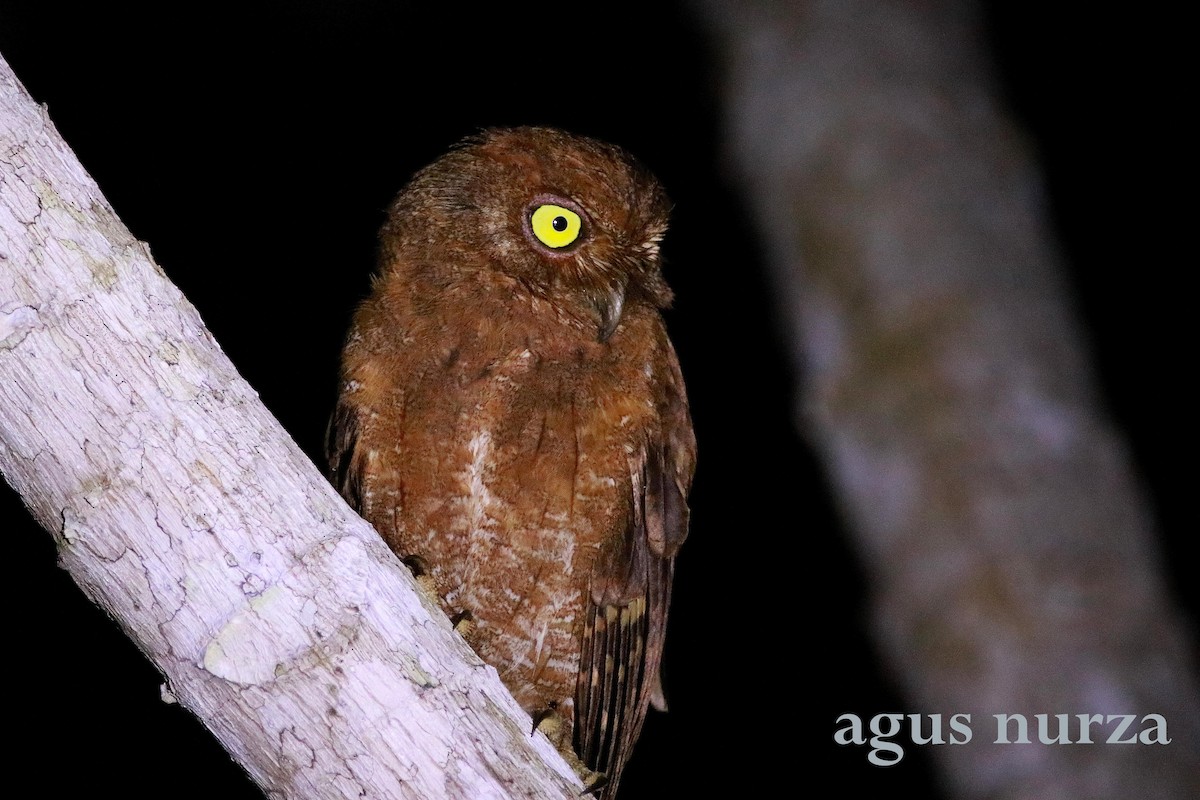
[522,194,626,341]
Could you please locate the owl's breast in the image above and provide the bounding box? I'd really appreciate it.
[424,380,631,704]
[345,287,669,705]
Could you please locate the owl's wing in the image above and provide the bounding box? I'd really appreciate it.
[325,391,364,511]
[575,355,693,793]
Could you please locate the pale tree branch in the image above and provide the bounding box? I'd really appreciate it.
[0,53,580,800]
[694,2,1200,798]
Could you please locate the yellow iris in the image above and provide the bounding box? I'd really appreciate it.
[530,204,582,248]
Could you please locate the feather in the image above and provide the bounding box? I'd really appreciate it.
[574,432,689,797]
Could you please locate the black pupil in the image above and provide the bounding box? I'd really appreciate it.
[551,215,568,232]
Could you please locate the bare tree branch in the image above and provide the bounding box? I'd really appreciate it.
[0,53,580,800]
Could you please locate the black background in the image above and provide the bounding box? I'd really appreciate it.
[0,4,1191,797]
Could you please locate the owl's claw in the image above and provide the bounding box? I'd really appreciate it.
[580,772,608,797]
[401,554,429,576]
[529,709,606,796]
[450,609,475,638]
[530,701,560,736]
[401,554,443,609]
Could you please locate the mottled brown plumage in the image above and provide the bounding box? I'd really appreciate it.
[326,127,694,796]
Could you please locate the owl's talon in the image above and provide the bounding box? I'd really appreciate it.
[401,554,429,576]
[533,715,602,794]
[450,609,475,637]
[580,772,609,797]
[530,701,559,736]
[400,555,443,608]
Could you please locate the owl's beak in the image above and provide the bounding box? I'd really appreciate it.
[596,281,627,342]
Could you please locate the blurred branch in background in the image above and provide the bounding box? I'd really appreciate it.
[694,2,1200,797]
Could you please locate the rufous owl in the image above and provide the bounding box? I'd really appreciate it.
[326,126,695,797]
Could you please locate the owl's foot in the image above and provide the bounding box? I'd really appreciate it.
[531,701,562,739]
[530,706,607,796]
[579,773,609,797]
[449,609,476,638]
[401,555,443,609]
[563,751,607,797]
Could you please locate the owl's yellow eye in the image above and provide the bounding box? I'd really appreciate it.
[530,204,582,249]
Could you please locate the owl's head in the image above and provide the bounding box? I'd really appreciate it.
[380,127,673,341]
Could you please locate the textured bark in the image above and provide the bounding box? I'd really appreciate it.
[0,54,580,800]
[695,2,1200,798]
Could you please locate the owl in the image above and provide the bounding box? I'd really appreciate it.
[326,127,695,797]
